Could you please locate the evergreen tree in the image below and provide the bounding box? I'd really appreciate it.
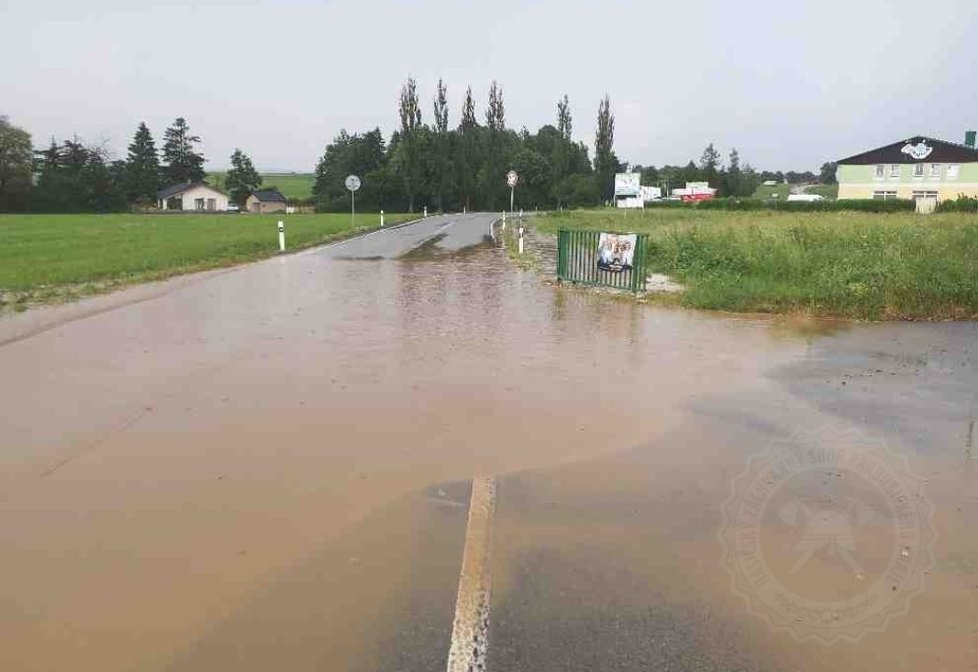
[594,95,616,201]
[162,117,206,185]
[33,138,126,212]
[125,121,160,204]
[225,149,262,206]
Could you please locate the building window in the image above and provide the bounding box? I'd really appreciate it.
[913,163,924,178]
[929,164,941,178]
[948,164,960,179]
[873,191,898,201]
[195,198,205,210]
[890,164,901,178]
[874,164,885,179]
[912,190,939,200]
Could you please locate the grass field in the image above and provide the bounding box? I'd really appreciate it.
[538,209,978,320]
[0,212,409,308]
[749,183,839,200]
[206,173,316,200]
[751,183,791,200]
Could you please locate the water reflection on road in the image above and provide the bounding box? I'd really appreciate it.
[0,215,976,671]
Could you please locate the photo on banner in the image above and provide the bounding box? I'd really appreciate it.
[597,232,637,272]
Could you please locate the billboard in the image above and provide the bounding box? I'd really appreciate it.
[614,173,641,197]
[597,232,637,273]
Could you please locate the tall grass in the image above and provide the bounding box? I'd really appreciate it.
[538,209,978,319]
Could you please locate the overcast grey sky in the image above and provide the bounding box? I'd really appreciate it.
[3,0,976,172]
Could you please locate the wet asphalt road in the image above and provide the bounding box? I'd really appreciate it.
[2,213,977,672]
[325,212,496,259]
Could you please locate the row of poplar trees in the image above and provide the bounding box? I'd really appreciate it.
[312,79,621,213]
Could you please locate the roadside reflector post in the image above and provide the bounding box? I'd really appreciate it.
[380,210,385,227]
[278,221,285,252]
[518,224,525,254]
[424,205,428,218]
[501,210,506,231]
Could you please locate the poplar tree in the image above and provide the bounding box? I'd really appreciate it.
[483,80,506,209]
[432,78,451,212]
[395,77,423,212]
[456,86,480,210]
[594,95,616,201]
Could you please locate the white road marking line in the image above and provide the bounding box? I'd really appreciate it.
[446,476,497,672]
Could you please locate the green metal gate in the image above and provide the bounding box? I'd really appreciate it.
[556,229,649,292]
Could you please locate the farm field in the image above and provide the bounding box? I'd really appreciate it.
[538,208,978,320]
[206,172,316,200]
[0,212,409,308]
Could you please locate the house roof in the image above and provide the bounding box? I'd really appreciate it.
[837,136,978,165]
[250,189,288,203]
[156,182,226,199]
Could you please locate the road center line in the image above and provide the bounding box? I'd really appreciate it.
[446,476,497,672]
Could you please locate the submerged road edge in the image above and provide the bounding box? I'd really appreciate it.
[446,476,497,672]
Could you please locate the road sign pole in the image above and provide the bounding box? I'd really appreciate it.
[351,189,355,229]
[510,186,514,216]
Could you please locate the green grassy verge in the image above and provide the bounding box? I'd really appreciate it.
[537,209,978,320]
[206,173,316,200]
[0,212,409,308]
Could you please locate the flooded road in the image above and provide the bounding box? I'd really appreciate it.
[1,213,976,671]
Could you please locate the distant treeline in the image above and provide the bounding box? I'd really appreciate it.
[0,88,836,213]
[0,116,263,213]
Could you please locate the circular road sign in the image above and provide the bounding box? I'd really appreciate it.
[506,170,518,188]
[345,174,361,192]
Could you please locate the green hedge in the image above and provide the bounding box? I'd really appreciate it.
[645,198,915,213]
[937,197,978,213]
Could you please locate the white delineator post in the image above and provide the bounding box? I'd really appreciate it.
[380,210,385,227]
[518,224,524,255]
[424,206,428,218]
[278,221,285,252]
[501,211,506,231]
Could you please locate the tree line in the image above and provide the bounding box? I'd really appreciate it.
[312,80,613,213]
[0,91,839,213]
[0,115,263,212]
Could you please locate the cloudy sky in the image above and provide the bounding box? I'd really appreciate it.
[3,0,976,172]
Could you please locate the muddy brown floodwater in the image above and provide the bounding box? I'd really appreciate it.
[1,214,976,671]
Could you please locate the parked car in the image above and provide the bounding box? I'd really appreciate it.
[225,204,241,213]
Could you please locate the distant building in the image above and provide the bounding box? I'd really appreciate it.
[836,133,978,202]
[156,182,229,211]
[246,189,288,213]
[672,182,716,202]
